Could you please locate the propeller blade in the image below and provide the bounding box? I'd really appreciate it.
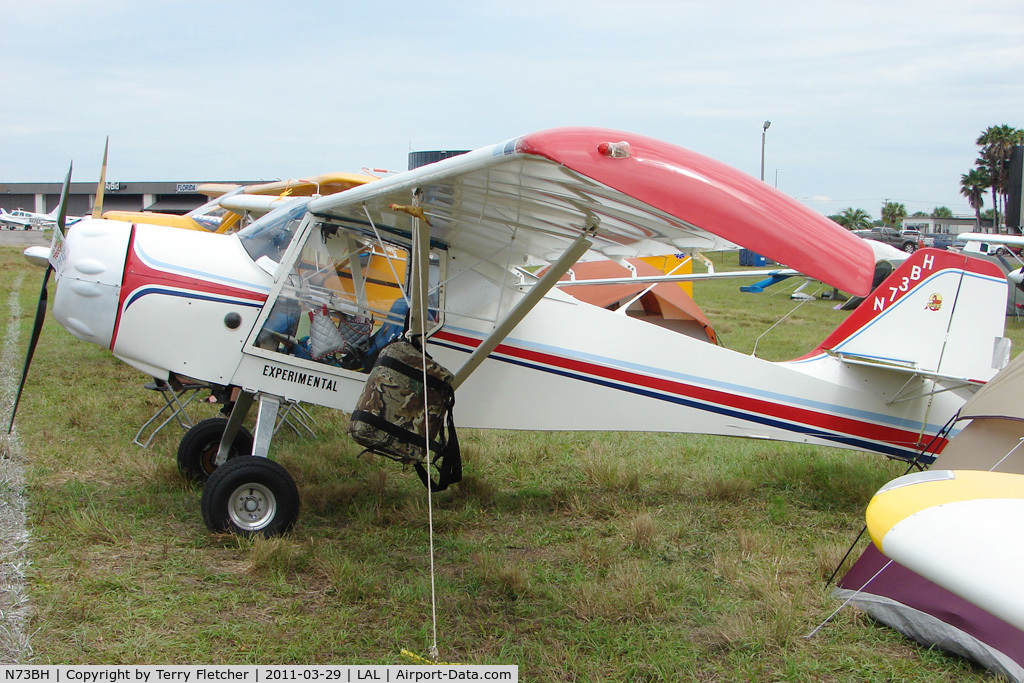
[8,162,72,433]
[7,265,52,433]
[54,163,71,242]
[91,136,109,219]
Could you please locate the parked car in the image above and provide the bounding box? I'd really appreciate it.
[852,227,918,253]
[920,233,956,250]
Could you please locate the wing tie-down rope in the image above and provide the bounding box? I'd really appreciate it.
[404,191,448,665]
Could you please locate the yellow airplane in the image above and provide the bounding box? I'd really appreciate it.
[102,172,378,234]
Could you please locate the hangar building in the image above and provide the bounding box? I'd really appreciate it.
[0,180,261,218]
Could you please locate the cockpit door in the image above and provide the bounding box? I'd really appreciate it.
[233,214,445,409]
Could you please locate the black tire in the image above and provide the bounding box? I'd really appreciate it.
[200,456,299,537]
[177,417,254,482]
[902,242,917,253]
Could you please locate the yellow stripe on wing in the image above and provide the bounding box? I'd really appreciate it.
[866,469,1024,550]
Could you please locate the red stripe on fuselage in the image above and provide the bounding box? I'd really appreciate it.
[433,328,941,453]
[111,227,268,349]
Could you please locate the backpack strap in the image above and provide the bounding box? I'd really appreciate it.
[414,410,462,492]
[355,339,462,492]
[350,409,447,455]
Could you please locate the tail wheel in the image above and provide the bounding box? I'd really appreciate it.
[177,417,254,482]
[201,456,299,537]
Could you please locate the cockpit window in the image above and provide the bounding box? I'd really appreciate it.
[248,217,445,374]
[185,190,239,232]
[236,199,310,262]
[192,212,225,231]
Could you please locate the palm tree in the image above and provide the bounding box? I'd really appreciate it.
[960,167,989,228]
[832,207,873,230]
[976,124,1024,227]
[881,201,907,229]
[932,206,954,218]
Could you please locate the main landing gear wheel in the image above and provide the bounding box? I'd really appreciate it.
[177,417,254,482]
[200,456,299,537]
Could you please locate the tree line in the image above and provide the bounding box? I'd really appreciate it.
[830,124,1024,231]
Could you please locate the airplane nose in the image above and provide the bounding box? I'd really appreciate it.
[52,219,131,348]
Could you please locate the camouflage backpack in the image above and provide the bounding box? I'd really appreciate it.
[348,339,461,492]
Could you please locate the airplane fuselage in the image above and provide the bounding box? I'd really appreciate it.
[52,216,1007,463]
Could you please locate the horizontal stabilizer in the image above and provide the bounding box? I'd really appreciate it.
[830,353,987,386]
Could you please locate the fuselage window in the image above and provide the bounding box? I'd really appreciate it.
[251,220,444,373]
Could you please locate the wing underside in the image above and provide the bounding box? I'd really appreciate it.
[309,127,874,295]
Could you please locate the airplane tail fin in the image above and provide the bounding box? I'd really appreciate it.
[807,249,1009,382]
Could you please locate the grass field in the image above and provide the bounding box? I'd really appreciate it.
[1,244,1018,680]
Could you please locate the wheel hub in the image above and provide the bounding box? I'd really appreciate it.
[227,483,278,532]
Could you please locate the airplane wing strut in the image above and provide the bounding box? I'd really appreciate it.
[551,268,801,287]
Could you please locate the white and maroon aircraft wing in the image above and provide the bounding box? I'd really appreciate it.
[308,127,875,296]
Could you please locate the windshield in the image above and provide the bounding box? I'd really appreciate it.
[186,187,245,233]
[236,198,311,263]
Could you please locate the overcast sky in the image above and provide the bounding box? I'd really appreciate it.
[2,0,1022,219]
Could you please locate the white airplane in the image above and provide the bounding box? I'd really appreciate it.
[958,232,1024,284]
[101,172,378,235]
[958,231,1024,252]
[3,206,64,229]
[1,206,86,231]
[11,127,1011,536]
[0,208,41,230]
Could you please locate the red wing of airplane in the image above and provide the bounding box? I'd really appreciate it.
[307,127,876,297]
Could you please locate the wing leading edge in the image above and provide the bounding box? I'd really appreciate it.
[309,127,875,296]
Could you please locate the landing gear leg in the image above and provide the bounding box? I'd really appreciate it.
[251,393,281,458]
[201,393,300,536]
[214,390,255,467]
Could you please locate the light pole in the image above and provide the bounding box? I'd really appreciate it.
[760,120,771,182]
